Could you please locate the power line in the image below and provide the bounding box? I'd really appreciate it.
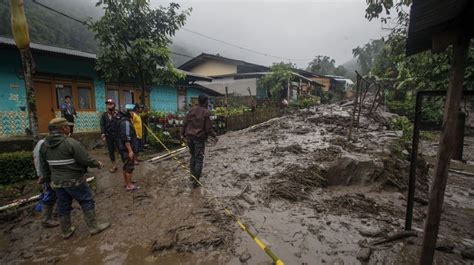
[32,0,89,25]
[31,0,312,63]
[181,27,312,62]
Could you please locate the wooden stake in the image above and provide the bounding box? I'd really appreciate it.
[347,73,361,141]
[420,34,470,265]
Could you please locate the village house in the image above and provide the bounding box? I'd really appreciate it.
[178,53,324,101]
[0,37,217,138]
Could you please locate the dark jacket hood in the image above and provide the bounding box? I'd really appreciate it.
[44,134,67,148]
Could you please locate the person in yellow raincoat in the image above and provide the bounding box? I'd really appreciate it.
[131,104,143,164]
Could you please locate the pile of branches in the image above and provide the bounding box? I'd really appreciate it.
[264,164,327,202]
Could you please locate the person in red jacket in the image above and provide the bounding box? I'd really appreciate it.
[181,95,218,188]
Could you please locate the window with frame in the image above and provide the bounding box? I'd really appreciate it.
[106,85,147,109]
[78,86,92,110]
[55,84,73,109]
[54,80,95,111]
[177,86,187,112]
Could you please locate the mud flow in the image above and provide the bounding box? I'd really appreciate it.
[1,103,474,264]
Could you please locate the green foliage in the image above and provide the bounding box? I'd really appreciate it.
[258,62,293,102]
[90,0,190,103]
[352,39,385,76]
[211,106,252,116]
[0,151,36,185]
[289,96,320,109]
[390,116,412,142]
[307,55,347,77]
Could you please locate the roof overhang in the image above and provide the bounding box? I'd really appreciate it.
[0,36,96,59]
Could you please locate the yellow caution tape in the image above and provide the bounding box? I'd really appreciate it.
[144,125,284,265]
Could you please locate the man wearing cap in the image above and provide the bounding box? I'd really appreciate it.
[100,98,119,173]
[40,118,110,239]
[181,94,218,188]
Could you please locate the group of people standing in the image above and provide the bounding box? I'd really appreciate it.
[33,94,217,239]
[100,98,143,191]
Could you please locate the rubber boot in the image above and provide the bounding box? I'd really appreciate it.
[41,204,59,228]
[59,215,76,239]
[83,209,110,235]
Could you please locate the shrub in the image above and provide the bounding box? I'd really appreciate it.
[0,151,36,185]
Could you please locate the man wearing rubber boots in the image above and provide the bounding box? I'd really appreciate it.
[181,94,218,188]
[40,118,110,239]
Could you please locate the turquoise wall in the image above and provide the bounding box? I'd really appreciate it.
[150,86,177,113]
[0,48,210,137]
[0,50,26,112]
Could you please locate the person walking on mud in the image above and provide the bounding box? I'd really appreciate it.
[117,105,139,191]
[100,98,119,173]
[33,137,59,228]
[40,118,110,239]
[181,95,218,188]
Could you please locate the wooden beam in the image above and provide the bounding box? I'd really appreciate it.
[420,33,470,265]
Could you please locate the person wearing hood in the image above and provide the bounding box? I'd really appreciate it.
[40,118,110,239]
[100,98,119,173]
[117,105,139,191]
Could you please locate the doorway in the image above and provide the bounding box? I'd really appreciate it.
[33,81,55,133]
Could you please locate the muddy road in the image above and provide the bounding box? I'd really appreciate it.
[1,105,474,264]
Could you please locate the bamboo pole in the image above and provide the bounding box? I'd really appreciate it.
[0,177,95,212]
[420,34,470,265]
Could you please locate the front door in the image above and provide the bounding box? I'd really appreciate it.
[33,81,55,133]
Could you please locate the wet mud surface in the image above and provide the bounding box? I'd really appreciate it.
[1,104,474,264]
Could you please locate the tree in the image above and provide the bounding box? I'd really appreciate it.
[90,0,191,105]
[352,39,384,75]
[258,62,293,102]
[307,55,347,77]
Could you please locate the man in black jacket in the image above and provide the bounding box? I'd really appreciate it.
[181,95,218,188]
[100,98,119,173]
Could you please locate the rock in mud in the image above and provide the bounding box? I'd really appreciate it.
[152,239,174,251]
[325,156,384,186]
[356,247,372,261]
[461,247,474,260]
[254,171,270,179]
[239,252,251,263]
[357,226,382,237]
[435,239,455,253]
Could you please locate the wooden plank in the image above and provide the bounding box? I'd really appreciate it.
[420,34,470,265]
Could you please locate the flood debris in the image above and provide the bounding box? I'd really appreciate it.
[264,164,327,202]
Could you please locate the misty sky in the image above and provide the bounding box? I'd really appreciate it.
[156,0,386,68]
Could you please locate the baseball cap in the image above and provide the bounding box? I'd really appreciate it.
[48,117,74,128]
[105,98,115,104]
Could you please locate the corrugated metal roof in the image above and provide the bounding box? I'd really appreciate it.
[406,0,474,55]
[0,36,96,59]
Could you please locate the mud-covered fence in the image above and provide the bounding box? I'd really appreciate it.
[225,107,282,131]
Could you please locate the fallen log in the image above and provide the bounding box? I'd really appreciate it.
[449,169,474,177]
[0,176,95,212]
[371,230,418,246]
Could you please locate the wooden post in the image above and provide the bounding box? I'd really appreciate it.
[287,78,290,100]
[347,73,361,141]
[420,34,470,265]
